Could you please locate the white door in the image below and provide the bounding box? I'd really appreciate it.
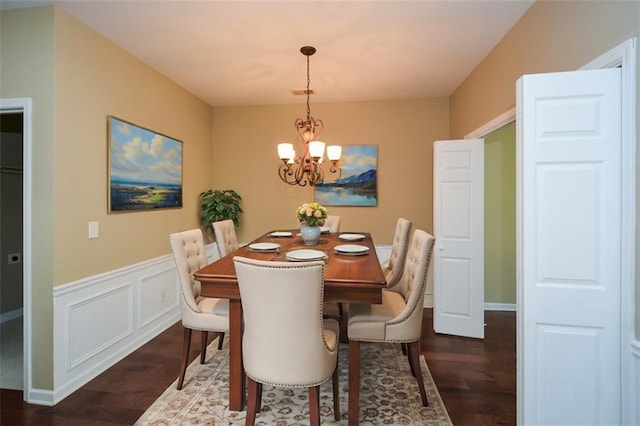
[517,68,622,424]
[433,139,484,339]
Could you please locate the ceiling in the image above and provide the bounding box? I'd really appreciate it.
[3,0,534,107]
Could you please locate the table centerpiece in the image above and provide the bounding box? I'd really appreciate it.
[296,202,328,245]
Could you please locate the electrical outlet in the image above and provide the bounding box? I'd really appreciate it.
[160,289,166,303]
[8,253,21,265]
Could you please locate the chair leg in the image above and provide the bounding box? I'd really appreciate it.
[408,340,429,407]
[177,327,192,390]
[256,382,263,413]
[217,332,225,350]
[332,357,340,420]
[200,331,208,364]
[348,340,360,426]
[245,378,261,426]
[309,385,320,426]
[404,342,418,378]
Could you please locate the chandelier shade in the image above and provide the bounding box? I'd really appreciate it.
[277,46,341,187]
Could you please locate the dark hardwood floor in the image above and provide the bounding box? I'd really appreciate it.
[1,309,516,425]
[422,309,516,425]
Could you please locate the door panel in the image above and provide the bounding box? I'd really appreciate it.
[433,139,484,338]
[517,68,621,424]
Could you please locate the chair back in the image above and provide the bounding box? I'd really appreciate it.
[386,229,435,341]
[169,229,207,314]
[233,256,337,387]
[213,219,239,257]
[324,215,341,233]
[384,217,412,289]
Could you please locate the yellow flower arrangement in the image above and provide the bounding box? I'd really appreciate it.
[296,202,328,227]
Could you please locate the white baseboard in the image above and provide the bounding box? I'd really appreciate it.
[484,302,517,311]
[26,388,55,406]
[0,308,23,323]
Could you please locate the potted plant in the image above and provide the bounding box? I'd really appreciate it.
[199,189,243,236]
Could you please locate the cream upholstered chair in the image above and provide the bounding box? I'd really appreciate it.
[347,229,435,421]
[323,215,341,233]
[212,219,239,257]
[169,229,229,390]
[382,217,412,289]
[233,256,340,426]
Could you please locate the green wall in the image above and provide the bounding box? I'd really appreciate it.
[484,122,516,304]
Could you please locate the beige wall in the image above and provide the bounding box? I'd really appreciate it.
[1,7,214,389]
[53,9,213,285]
[450,1,640,336]
[450,0,639,138]
[211,99,449,244]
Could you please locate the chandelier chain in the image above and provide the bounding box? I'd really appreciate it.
[306,54,311,122]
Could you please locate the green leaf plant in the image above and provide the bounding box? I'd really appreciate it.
[199,189,243,236]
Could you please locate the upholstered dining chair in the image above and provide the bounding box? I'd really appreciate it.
[323,215,341,233]
[347,229,435,420]
[233,256,341,426]
[212,219,239,257]
[382,217,412,289]
[169,229,229,390]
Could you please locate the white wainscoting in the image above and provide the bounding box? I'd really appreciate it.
[52,243,221,404]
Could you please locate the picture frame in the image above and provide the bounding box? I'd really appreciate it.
[314,144,378,206]
[108,116,183,212]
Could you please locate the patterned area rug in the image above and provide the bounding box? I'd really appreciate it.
[136,338,452,425]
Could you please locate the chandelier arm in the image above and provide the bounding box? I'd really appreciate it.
[279,162,309,186]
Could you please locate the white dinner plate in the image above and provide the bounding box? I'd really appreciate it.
[334,244,369,255]
[320,227,331,233]
[248,242,280,251]
[270,231,293,237]
[286,249,326,261]
[339,233,366,241]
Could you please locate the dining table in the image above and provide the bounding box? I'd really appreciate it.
[194,229,386,425]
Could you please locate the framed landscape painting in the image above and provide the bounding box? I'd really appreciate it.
[108,116,183,212]
[314,145,377,206]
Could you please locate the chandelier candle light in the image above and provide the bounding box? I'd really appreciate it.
[277,46,342,187]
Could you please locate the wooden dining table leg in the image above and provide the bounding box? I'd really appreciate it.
[228,298,245,411]
[348,340,360,426]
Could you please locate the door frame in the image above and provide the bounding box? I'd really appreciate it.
[0,97,32,400]
[465,37,636,423]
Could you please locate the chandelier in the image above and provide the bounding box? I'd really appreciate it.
[277,46,341,187]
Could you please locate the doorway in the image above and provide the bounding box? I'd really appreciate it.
[0,111,24,390]
[0,97,32,400]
